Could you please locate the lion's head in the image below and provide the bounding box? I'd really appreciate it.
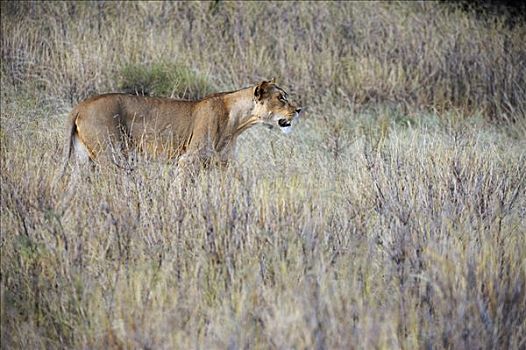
[252,80,302,134]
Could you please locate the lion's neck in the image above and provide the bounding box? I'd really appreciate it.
[206,86,259,156]
[224,87,259,137]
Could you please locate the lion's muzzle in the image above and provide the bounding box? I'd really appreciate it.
[278,118,292,127]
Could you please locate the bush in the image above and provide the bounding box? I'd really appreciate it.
[118,62,215,99]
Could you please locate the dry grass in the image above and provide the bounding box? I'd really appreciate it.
[2,2,525,119]
[1,2,526,349]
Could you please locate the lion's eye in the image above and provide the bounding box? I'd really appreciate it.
[279,95,287,103]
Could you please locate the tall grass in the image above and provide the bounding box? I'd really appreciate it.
[1,2,525,349]
[2,99,525,348]
[2,2,525,119]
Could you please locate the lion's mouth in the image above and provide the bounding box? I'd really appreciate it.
[278,119,291,128]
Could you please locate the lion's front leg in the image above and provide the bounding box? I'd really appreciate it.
[176,142,233,184]
[176,151,202,178]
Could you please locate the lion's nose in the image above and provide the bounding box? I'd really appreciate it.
[295,108,302,114]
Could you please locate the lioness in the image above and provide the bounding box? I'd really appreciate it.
[63,80,302,170]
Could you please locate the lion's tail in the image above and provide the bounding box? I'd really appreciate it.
[58,110,79,179]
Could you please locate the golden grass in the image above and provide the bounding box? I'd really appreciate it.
[2,2,525,119]
[1,2,525,349]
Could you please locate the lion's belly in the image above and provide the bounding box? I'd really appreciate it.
[126,121,187,160]
[137,136,184,159]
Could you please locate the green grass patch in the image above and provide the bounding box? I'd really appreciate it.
[118,62,215,100]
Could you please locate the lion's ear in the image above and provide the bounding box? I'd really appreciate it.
[270,77,276,84]
[254,81,267,101]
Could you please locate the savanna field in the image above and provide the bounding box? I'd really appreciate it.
[1,2,525,349]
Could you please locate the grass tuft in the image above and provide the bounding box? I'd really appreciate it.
[118,62,215,99]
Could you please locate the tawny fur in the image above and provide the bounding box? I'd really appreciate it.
[62,80,302,171]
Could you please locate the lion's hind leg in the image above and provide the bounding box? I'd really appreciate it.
[72,133,92,165]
